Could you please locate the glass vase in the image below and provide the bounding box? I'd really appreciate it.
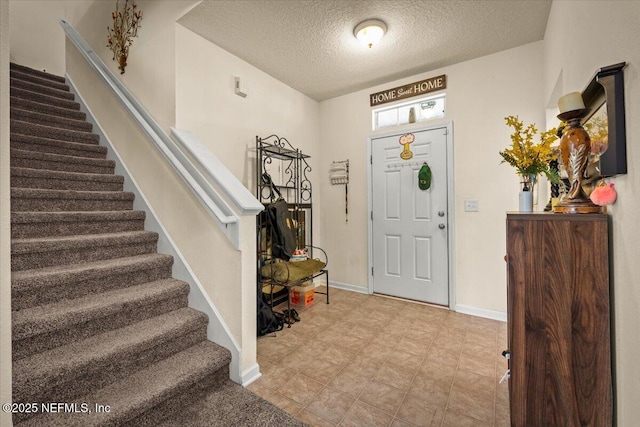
[519,190,533,212]
[519,174,535,212]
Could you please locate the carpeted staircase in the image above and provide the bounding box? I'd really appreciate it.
[9,63,302,427]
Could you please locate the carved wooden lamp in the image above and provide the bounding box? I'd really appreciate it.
[553,92,602,213]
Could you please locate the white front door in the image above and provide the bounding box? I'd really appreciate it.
[371,126,449,305]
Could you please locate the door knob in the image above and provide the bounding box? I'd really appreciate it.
[439,223,446,229]
[438,211,445,217]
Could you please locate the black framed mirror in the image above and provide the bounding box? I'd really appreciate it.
[581,62,627,177]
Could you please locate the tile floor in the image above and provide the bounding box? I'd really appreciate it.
[248,286,510,426]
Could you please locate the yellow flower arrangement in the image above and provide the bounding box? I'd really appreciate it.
[499,115,560,185]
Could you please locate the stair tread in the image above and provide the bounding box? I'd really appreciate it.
[11,106,92,131]
[11,187,134,200]
[12,210,145,224]
[10,69,70,92]
[13,278,189,340]
[12,308,210,394]
[10,148,114,168]
[11,96,86,121]
[12,230,158,254]
[11,77,75,100]
[10,161,115,177]
[157,379,304,427]
[10,86,80,111]
[11,210,146,239]
[11,167,124,183]
[11,119,99,145]
[10,63,66,83]
[11,167,124,192]
[11,133,108,155]
[11,232,156,271]
[17,341,230,427]
[11,253,173,287]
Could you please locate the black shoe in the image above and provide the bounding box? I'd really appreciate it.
[283,309,301,322]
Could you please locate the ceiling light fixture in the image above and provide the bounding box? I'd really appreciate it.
[354,19,387,48]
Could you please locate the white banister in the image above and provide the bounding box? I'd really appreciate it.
[59,18,262,250]
[170,128,264,216]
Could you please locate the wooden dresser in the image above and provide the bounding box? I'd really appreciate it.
[506,212,612,426]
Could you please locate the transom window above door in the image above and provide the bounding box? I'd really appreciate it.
[372,94,446,131]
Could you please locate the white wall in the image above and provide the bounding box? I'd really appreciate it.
[174,25,321,372]
[319,41,545,316]
[1,1,13,425]
[544,1,640,423]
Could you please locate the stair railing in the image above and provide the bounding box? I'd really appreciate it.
[58,18,263,250]
[60,18,265,385]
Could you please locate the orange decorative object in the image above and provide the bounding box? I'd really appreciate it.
[590,182,617,206]
[290,285,314,306]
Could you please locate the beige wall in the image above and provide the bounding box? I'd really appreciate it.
[174,25,322,239]
[8,0,98,76]
[72,0,199,134]
[65,36,246,356]
[319,41,545,316]
[174,26,321,372]
[1,1,13,425]
[8,0,196,132]
[9,0,66,75]
[64,1,267,377]
[543,1,640,423]
[8,1,639,416]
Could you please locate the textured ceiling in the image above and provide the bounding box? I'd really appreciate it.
[178,0,552,101]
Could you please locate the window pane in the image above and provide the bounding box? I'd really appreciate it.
[397,105,412,125]
[373,94,446,130]
[419,97,445,121]
[376,108,398,128]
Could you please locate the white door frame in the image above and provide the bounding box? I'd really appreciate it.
[367,122,456,308]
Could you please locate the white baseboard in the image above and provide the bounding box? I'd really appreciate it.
[328,282,506,323]
[455,304,507,322]
[329,281,370,294]
[241,363,261,387]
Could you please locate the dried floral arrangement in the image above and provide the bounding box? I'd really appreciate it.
[499,115,561,185]
[107,0,143,74]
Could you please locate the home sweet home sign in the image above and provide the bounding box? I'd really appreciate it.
[370,75,446,107]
